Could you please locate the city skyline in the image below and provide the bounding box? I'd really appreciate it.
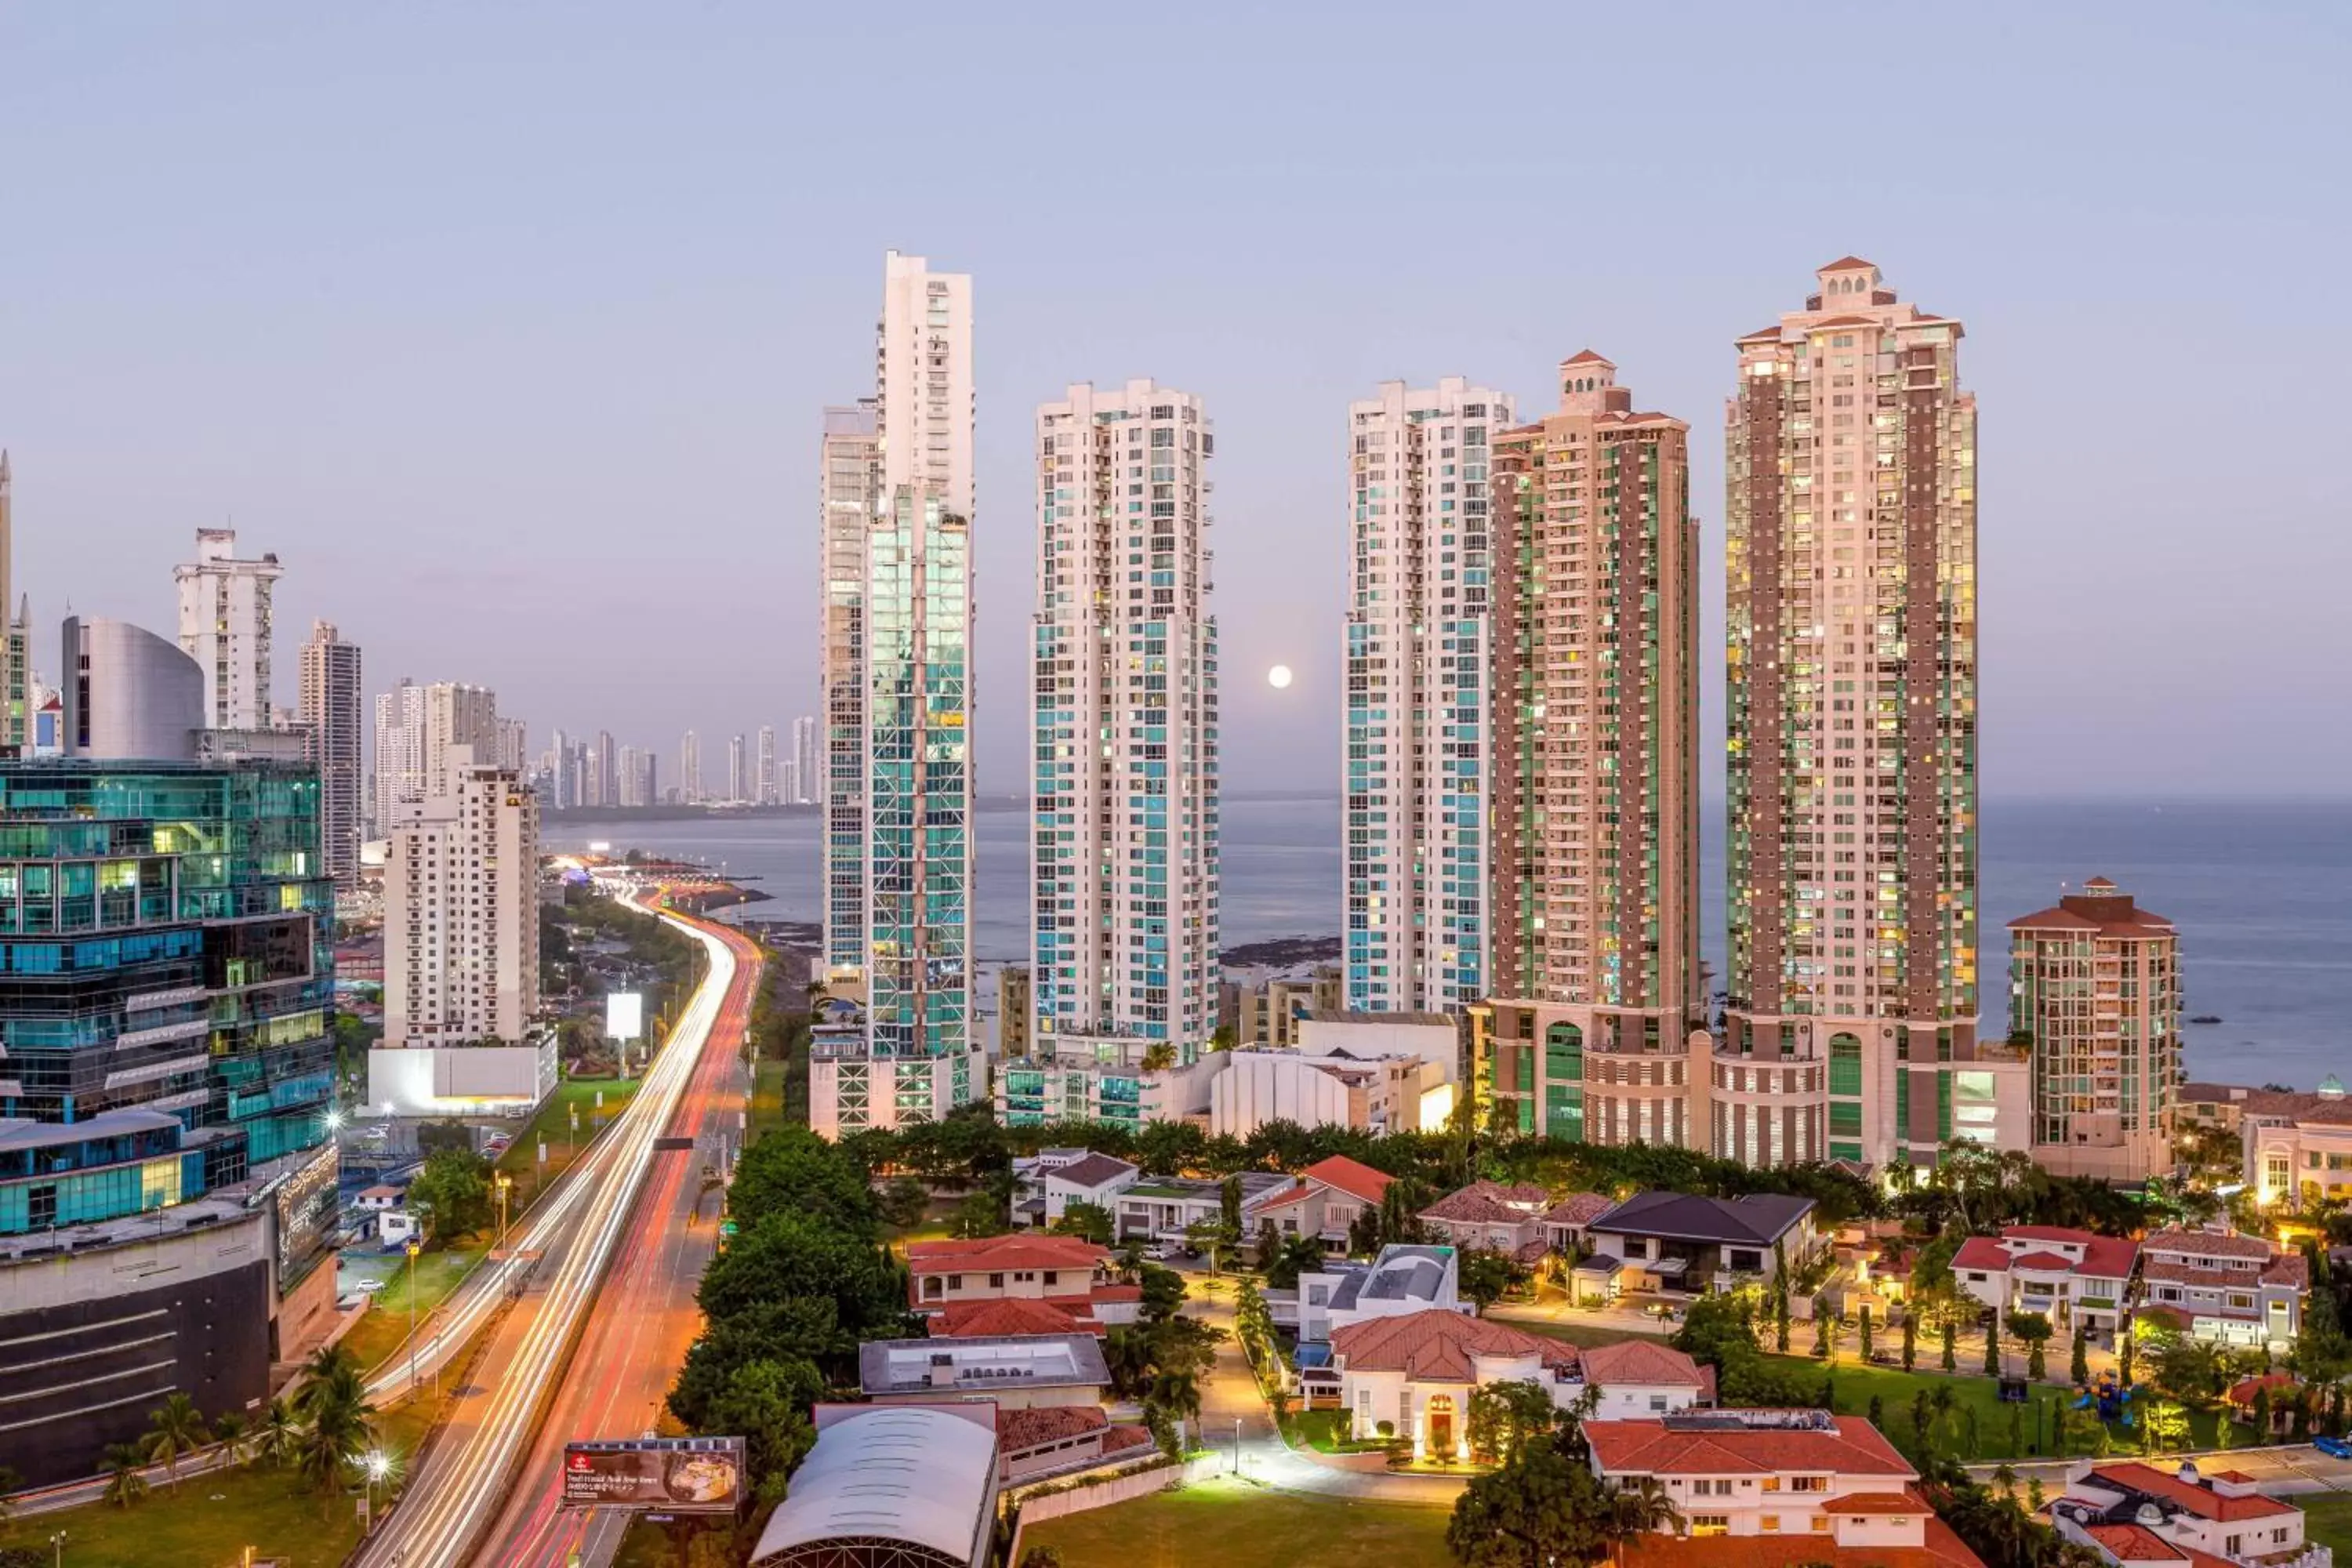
[5,8,2344,803]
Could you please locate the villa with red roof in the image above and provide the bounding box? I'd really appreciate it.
[1585,1407,1980,1568]
[2049,1461,2323,1568]
[1326,1309,1713,1457]
[2137,1228,2306,1350]
[1243,1154,1395,1251]
[1953,1225,2140,1334]
[1417,1180,1553,1261]
[905,1233,1141,1327]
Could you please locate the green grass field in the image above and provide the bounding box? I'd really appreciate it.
[2300,1493,2352,1559]
[745,1054,791,1142]
[497,1076,641,1209]
[1017,1476,1453,1568]
[0,1465,368,1568]
[338,1244,486,1374]
[1506,1317,1675,1348]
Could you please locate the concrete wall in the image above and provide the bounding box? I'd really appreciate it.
[368,1039,556,1116]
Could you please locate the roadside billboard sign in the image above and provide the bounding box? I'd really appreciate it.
[606,991,645,1042]
[561,1438,744,1513]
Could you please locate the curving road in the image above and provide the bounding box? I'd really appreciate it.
[352,890,749,1568]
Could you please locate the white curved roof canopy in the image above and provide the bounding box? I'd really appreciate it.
[751,1406,997,1568]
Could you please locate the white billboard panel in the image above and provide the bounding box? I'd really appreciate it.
[606,991,644,1042]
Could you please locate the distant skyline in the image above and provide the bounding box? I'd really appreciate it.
[4,5,2347,797]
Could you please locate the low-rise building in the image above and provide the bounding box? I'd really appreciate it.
[905,1234,1140,1327]
[2049,1461,2324,1568]
[858,1334,1110,1410]
[1417,1181,1552,1261]
[1240,965,1343,1047]
[1585,1409,1975,1567]
[2136,1229,2304,1350]
[1542,1192,1617,1259]
[1576,1191,1820,1304]
[2241,1077,2352,1210]
[1953,1226,2140,1334]
[1039,1153,1140,1227]
[1112,1171,1290,1243]
[1328,1308,1579,1456]
[1283,1243,1465,1344]
[750,1403,1000,1568]
[1243,1154,1396,1252]
[995,1404,1155,1483]
[1207,1046,1442,1139]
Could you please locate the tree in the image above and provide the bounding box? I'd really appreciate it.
[408,1146,494,1240]
[2147,1330,2235,1403]
[1459,1247,1523,1310]
[99,1443,148,1508]
[1869,1394,1886,1431]
[1263,1233,1325,1291]
[1019,1549,1066,1568]
[1813,1298,1833,1361]
[2071,1325,2090,1387]
[1102,1326,1156,1399]
[1057,1201,1116,1247]
[1468,1380,1562,1463]
[1446,1441,1614,1568]
[702,1357,823,1488]
[1941,1318,1958,1374]
[1984,1318,2001,1377]
[2144,1399,2191,1454]
[1221,1173,1244,1232]
[877,1174,931,1230]
[1148,1368,1203,1447]
[1775,1287,1793,1354]
[416,1119,474,1156]
[1902,1312,1918,1372]
[948,1190,1007,1240]
[2119,1327,2136,1387]
[0,1466,20,1527]
[212,1411,252,1466]
[256,1398,301,1468]
[1859,1304,1875,1362]
[143,1392,210,1490]
[1139,1264,1188,1324]
[2008,1312,2053,1381]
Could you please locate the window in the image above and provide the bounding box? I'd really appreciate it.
[1811,1516,1833,1534]
[1760,1515,1781,1533]
[1650,1396,1669,1413]
[1689,1517,1730,1537]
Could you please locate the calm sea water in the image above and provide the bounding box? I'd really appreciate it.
[548,796,2348,1088]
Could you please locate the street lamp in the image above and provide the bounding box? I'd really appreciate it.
[363,1449,390,1532]
[495,1172,513,1253]
[405,1240,423,1389]
[1233,1417,1243,1475]
[49,1531,64,1568]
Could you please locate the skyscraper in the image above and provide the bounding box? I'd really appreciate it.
[1343,377,1514,1017]
[790,715,818,806]
[811,251,978,1137]
[372,681,496,835]
[1011,380,1218,1127]
[298,619,364,887]
[821,401,879,975]
[1475,354,1703,1146]
[616,742,642,806]
[1722,258,1979,1171]
[174,528,283,730]
[679,729,701,803]
[727,733,748,803]
[756,724,778,804]
[593,729,616,808]
[0,452,22,757]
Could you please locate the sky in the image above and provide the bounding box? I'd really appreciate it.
[3,3,2347,799]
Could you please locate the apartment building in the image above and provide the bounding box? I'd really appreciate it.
[1240,965,1343,1047]
[1478,353,1704,1149]
[1029,380,1219,1105]
[370,746,550,1116]
[174,527,283,731]
[297,619,363,887]
[1723,259,1981,1173]
[820,400,879,975]
[2009,877,2182,1184]
[1343,377,1514,1016]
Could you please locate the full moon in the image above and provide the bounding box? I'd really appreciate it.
[1267,665,1294,690]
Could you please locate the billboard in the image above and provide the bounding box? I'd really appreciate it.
[561,1438,744,1514]
[606,991,644,1043]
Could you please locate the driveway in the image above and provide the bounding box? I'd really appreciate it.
[1182,1276,1461,1507]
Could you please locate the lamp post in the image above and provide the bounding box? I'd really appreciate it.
[1233,1417,1242,1475]
[362,1450,390,1533]
[495,1172,513,1253]
[49,1531,65,1568]
[405,1240,422,1389]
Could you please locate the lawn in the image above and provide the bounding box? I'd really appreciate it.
[2301,1493,2352,1559]
[496,1075,641,1210]
[1753,1353,2226,1461]
[1507,1317,1675,1349]
[338,1243,487,1374]
[0,1465,367,1568]
[1017,1475,1453,1567]
[1280,1407,1388,1454]
[745,1054,791,1142]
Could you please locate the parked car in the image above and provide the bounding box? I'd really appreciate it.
[2315,1435,2352,1459]
[1140,1245,1171,1261]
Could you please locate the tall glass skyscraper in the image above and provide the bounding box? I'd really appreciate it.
[0,760,335,1232]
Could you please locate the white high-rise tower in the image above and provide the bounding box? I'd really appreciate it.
[175,528,282,730]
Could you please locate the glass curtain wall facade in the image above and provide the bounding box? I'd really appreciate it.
[0,760,333,1233]
[821,402,878,975]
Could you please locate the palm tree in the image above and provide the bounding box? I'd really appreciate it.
[0,1465,23,1526]
[99,1442,149,1508]
[1605,1475,1682,1566]
[212,1411,252,1465]
[296,1344,364,1413]
[1147,1368,1203,1448]
[256,1397,302,1469]
[143,1392,210,1490]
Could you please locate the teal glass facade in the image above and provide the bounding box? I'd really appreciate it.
[0,761,333,1233]
[865,491,971,1073]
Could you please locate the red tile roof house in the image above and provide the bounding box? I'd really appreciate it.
[1952,1226,2140,1335]
[2136,1228,2306,1351]
[905,1234,1142,1328]
[1242,1154,1395,1253]
[1585,1407,1980,1568]
[993,1404,1155,1483]
[1417,1181,1553,1262]
[2049,1461,2320,1568]
[1326,1311,1712,1458]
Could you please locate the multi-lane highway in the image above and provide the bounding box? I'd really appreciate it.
[354,890,757,1568]
[478,911,763,1567]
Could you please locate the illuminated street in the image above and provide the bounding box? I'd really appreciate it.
[350,890,749,1568]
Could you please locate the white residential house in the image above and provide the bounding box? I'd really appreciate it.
[1039,1153,1140,1227]
[2049,1461,2328,1568]
[1327,1308,1578,1457]
[1417,1181,1552,1261]
[1953,1226,2140,1335]
[1112,1171,1290,1243]
[1574,1191,1819,1304]
[2136,1229,2305,1350]
[1242,1154,1394,1252]
[1281,1243,1465,1345]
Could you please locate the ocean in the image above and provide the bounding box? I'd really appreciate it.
[546,796,2348,1089]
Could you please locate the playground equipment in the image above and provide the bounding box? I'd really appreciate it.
[2072,1370,2140,1423]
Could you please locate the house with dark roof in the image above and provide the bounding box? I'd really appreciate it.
[2136,1228,2304,1350]
[2049,1461,2318,1568]
[1952,1225,2139,1334]
[1576,1191,1820,1302]
[1585,1407,1978,1568]
[1039,1153,1140,1226]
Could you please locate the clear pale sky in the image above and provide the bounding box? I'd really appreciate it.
[5,3,2346,797]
